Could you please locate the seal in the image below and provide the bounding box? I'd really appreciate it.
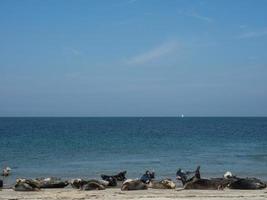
[1,167,11,177]
[35,177,69,188]
[121,179,148,190]
[101,171,127,186]
[13,178,40,191]
[139,170,175,189]
[113,171,127,181]
[100,175,117,186]
[228,178,266,189]
[140,170,155,184]
[176,166,228,190]
[82,180,106,190]
[70,179,108,189]
[150,179,176,189]
[70,178,88,189]
[223,172,267,190]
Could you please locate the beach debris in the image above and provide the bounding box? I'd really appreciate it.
[13,178,40,191]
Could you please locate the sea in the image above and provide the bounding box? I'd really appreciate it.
[0,117,267,185]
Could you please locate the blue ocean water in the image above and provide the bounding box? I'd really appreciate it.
[0,117,267,184]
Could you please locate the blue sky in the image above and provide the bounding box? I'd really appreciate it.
[0,0,267,116]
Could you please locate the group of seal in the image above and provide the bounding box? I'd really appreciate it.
[101,170,127,186]
[176,166,267,190]
[70,179,107,190]
[69,171,128,191]
[1,166,266,191]
[13,177,70,191]
[119,170,176,190]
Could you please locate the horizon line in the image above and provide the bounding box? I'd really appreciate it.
[0,116,267,118]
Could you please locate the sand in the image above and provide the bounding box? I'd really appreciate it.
[0,188,267,200]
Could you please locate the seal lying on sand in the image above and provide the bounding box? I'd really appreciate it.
[223,172,266,190]
[70,179,88,189]
[100,175,117,186]
[140,170,176,189]
[35,177,69,188]
[101,171,127,186]
[1,167,11,177]
[177,166,267,190]
[82,180,106,190]
[140,170,155,184]
[150,179,176,189]
[14,179,40,191]
[228,177,266,189]
[70,179,108,190]
[112,171,127,181]
[176,166,228,190]
[121,179,148,190]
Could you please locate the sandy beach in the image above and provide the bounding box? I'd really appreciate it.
[1,188,267,200]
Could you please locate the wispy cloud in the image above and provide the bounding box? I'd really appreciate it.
[237,29,267,39]
[125,41,179,65]
[187,12,213,22]
[63,47,82,56]
[179,9,213,23]
[70,48,82,55]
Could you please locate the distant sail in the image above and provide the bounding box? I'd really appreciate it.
[181,114,184,118]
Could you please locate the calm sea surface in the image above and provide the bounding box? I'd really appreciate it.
[0,117,267,184]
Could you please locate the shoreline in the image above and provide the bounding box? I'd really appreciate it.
[0,188,267,200]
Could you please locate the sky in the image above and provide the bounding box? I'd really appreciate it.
[0,0,267,117]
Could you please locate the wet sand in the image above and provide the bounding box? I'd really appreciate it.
[0,188,267,200]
